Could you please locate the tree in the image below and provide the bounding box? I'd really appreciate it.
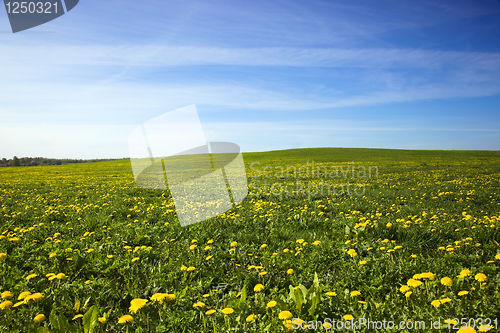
[12,156,20,167]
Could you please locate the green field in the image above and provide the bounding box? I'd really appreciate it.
[0,148,499,332]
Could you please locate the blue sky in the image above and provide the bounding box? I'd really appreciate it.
[1,0,500,158]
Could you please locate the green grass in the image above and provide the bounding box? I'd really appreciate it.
[0,148,499,332]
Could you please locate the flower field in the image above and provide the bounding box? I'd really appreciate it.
[0,148,499,332]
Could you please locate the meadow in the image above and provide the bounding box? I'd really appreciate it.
[0,148,499,332]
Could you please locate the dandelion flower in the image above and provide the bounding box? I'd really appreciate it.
[246,314,256,322]
[98,317,106,323]
[441,277,453,286]
[131,257,140,262]
[407,279,422,288]
[254,284,265,292]
[118,315,133,324]
[458,290,469,296]
[0,253,6,260]
[187,266,195,271]
[26,274,37,280]
[458,269,472,278]
[431,300,441,308]
[17,292,31,300]
[230,241,238,247]
[181,265,187,271]
[350,290,361,297]
[0,300,13,310]
[129,298,148,313]
[278,311,293,320]
[360,260,367,265]
[189,245,197,250]
[405,291,412,298]
[72,314,84,320]
[205,309,216,315]
[325,292,337,296]
[287,269,294,275]
[343,314,354,321]
[283,320,293,329]
[347,249,358,257]
[421,272,435,280]
[56,273,67,280]
[193,302,205,309]
[495,253,500,260]
[25,293,43,303]
[457,326,477,333]
[399,286,410,293]
[221,307,234,315]
[475,273,487,282]
[440,298,452,304]
[33,314,45,324]
[266,301,277,309]
[151,293,169,304]
[259,272,267,276]
[312,241,321,246]
[1,291,12,300]
[261,244,267,248]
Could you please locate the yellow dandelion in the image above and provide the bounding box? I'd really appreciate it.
[189,244,197,250]
[187,266,195,271]
[266,300,277,309]
[287,269,294,275]
[261,244,267,248]
[221,307,234,315]
[475,273,487,282]
[325,292,337,296]
[259,272,267,276]
[129,298,148,313]
[17,291,31,300]
[26,274,38,280]
[0,253,6,260]
[399,286,410,293]
[0,300,13,310]
[350,290,361,297]
[407,279,423,288]
[312,240,321,245]
[421,272,435,280]
[1,291,12,300]
[98,317,106,323]
[25,293,43,303]
[254,284,265,292]
[441,277,453,286]
[458,290,469,296]
[405,291,412,298]
[230,241,238,247]
[457,326,477,333]
[193,302,205,309]
[118,314,133,324]
[205,309,216,315]
[431,300,441,307]
[131,257,140,262]
[343,314,354,321]
[278,311,293,320]
[246,314,256,322]
[33,314,45,324]
[72,314,84,320]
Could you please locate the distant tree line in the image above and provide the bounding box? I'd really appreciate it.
[0,156,127,167]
